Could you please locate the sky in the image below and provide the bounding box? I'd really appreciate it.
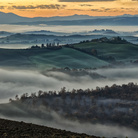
[0,0,138,17]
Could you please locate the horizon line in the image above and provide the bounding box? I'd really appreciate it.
[0,11,138,18]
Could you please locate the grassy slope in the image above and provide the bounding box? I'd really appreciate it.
[73,42,138,61]
[30,47,108,69]
[0,49,33,67]
[0,41,137,69]
[0,47,108,69]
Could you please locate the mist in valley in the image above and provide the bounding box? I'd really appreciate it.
[0,99,138,138]
[0,24,138,34]
[0,24,138,50]
[0,7,138,138]
[0,66,138,137]
[1,66,138,103]
[0,66,138,103]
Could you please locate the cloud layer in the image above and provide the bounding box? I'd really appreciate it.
[9,4,66,10]
[0,4,67,10]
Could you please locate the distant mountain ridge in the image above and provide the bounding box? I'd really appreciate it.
[0,12,138,26]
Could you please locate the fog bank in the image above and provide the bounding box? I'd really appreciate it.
[1,67,138,103]
[0,103,137,138]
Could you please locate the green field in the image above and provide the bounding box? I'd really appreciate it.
[0,47,108,69]
[30,47,109,69]
[73,42,138,61]
[0,40,137,69]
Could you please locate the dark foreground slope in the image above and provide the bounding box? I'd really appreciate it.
[0,118,100,138]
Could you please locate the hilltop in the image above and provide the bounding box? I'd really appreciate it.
[67,37,138,63]
[0,46,108,69]
[0,37,138,69]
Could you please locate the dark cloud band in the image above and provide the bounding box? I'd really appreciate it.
[8,4,66,10]
[0,6,5,9]
[59,0,115,2]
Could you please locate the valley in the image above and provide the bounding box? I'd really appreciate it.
[0,11,138,138]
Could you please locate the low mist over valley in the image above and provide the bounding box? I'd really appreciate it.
[0,65,138,137]
[0,11,138,138]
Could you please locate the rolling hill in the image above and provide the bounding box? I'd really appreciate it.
[30,47,108,69]
[71,38,138,62]
[0,33,102,45]
[0,47,108,69]
[0,37,138,69]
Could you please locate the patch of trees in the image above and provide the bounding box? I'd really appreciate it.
[79,37,128,44]
[91,37,128,44]
[44,67,106,79]
[30,42,62,50]
[11,83,138,131]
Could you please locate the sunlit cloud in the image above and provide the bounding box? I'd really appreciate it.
[0,0,138,17]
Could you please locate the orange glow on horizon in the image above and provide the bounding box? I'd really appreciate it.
[0,0,138,17]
